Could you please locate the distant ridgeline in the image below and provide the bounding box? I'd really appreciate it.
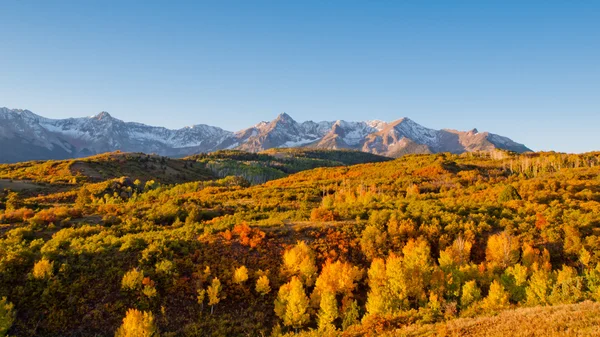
[0,149,391,188]
[0,107,530,163]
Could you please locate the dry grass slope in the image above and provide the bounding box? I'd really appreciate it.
[386,301,600,337]
[0,151,215,185]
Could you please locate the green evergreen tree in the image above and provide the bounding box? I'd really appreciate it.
[498,185,521,203]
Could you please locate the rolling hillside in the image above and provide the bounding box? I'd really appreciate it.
[1,151,600,336]
[0,151,215,185]
[187,148,391,184]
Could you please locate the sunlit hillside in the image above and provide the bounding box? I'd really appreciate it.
[0,151,215,185]
[1,150,600,336]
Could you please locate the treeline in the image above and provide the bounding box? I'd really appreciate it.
[188,149,390,185]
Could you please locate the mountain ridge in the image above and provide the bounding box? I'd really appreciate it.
[0,107,531,163]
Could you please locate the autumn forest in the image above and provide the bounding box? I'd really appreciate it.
[1,149,600,336]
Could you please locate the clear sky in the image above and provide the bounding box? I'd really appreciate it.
[1,1,598,153]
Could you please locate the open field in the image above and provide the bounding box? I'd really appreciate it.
[384,301,600,337]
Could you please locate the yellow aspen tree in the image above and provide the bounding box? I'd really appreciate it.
[526,267,553,306]
[502,263,528,303]
[282,241,318,286]
[365,258,392,315]
[274,276,310,332]
[196,288,206,311]
[384,253,408,311]
[115,308,158,337]
[460,280,481,309]
[317,290,338,332]
[233,265,249,284]
[32,258,54,280]
[202,266,212,281]
[447,236,472,265]
[481,281,510,313]
[406,184,420,196]
[207,277,222,314]
[400,238,433,302]
[255,275,271,295]
[359,225,389,260]
[285,277,310,331]
[121,268,144,291]
[579,248,591,268]
[549,265,585,305]
[274,280,292,321]
[585,263,600,301]
[521,242,538,268]
[485,232,519,270]
[315,260,363,297]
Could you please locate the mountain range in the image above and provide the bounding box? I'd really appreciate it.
[0,107,530,163]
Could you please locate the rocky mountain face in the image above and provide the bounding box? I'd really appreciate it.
[0,108,531,163]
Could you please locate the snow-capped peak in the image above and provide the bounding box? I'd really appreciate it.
[275,112,294,122]
[91,111,113,120]
[366,120,387,131]
[0,107,532,163]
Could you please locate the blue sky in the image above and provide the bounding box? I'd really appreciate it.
[0,1,598,153]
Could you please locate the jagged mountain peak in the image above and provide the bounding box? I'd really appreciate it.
[267,113,298,131]
[0,107,39,119]
[91,111,114,121]
[387,117,414,126]
[274,112,295,122]
[366,120,387,131]
[0,107,531,163]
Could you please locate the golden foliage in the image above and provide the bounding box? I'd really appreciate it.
[460,280,481,309]
[233,265,249,284]
[32,258,54,279]
[115,308,158,337]
[486,232,520,269]
[121,269,144,291]
[315,260,363,296]
[255,275,271,296]
[207,277,222,307]
[282,241,318,286]
[274,276,310,329]
[317,290,338,331]
[481,281,510,313]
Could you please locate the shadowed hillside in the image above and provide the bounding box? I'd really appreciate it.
[187,148,391,184]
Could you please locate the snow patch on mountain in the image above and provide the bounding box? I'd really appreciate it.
[0,107,531,163]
